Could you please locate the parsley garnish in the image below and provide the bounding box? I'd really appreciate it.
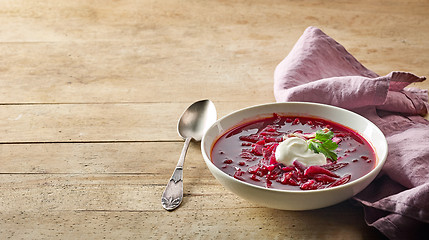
[307,130,338,161]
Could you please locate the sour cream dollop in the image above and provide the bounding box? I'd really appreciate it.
[275,137,326,166]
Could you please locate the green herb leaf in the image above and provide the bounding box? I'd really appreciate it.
[321,140,338,151]
[315,130,333,142]
[307,130,338,161]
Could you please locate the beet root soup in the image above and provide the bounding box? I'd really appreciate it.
[211,113,376,191]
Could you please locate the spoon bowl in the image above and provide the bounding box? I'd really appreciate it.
[161,99,217,211]
[178,100,217,141]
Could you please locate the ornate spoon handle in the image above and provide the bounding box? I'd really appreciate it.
[161,137,191,211]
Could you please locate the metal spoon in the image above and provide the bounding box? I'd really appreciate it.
[161,99,217,211]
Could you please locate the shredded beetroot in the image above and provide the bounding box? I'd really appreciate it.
[328,174,351,188]
[293,160,307,173]
[300,179,319,190]
[292,118,300,125]
[304,165,339,178]
[321,162,349,171]
[312,174,338,183]
[281,166,295,172]
[233,169,245,181]
[251,144,264,156]
[239,134,259,143]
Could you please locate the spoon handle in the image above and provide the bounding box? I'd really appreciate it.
[161,137,191,211]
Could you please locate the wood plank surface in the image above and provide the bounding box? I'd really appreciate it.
[0,0,427,104]
[0,102,260,143]
[0,204,378,240]
[0,0,428,239]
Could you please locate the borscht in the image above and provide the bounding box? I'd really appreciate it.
[211,113,376,191]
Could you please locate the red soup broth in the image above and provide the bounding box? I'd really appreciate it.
[211,113,377,190]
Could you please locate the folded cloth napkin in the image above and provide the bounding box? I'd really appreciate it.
[274,26,429,240]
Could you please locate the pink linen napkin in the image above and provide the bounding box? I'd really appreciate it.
[274,26,429,240]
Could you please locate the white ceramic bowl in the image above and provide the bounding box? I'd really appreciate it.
[201,102,388,210]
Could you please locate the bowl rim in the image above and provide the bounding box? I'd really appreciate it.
[201,101,388,194]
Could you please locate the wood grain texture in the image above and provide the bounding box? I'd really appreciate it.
[0,102,259,143]
[0,0,427,104]
[0,0,427,239]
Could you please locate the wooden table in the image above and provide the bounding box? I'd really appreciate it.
[1,0,427,239]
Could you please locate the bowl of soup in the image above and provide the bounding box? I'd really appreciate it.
[201,102,388,210]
